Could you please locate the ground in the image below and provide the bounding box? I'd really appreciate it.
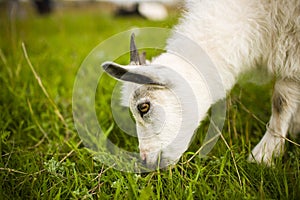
[0,2,299,199]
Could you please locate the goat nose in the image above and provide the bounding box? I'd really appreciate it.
[142,157,147,165]
[140,152,147,165]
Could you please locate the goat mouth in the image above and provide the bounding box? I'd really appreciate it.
[139,151,162,170]
[139,150,181,170]
[145,158,178,170]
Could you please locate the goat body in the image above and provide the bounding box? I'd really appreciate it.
[103,0,300,167]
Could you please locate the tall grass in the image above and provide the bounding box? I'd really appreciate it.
[0,3,299,199]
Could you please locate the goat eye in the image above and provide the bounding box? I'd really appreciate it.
[137,102,150,116]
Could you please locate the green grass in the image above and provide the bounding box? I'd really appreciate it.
[1,3,300,199]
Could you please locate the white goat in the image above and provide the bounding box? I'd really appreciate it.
[102,0,300,168]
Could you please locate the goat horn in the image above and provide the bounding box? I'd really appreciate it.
[139,51,146,65]
[130,33,141,65]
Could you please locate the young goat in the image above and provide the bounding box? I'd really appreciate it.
[102,0,300,168]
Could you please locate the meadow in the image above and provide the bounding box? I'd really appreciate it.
[0,2,299,199]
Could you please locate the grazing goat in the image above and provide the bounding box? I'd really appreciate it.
[102,0,300,168]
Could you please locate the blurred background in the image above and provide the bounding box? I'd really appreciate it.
[2,0,181,18]
[0,0,182,107]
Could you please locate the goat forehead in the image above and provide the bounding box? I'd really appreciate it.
[132,87,165,100]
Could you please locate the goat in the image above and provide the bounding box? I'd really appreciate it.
[102,0,300,168]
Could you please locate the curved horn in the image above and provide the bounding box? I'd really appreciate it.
[130,33,141,65]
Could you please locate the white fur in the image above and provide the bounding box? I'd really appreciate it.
[104,0,300,167]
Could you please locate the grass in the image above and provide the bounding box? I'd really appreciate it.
[1,2,300,199]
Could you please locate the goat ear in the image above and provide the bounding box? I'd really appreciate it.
[102,61,162,85]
